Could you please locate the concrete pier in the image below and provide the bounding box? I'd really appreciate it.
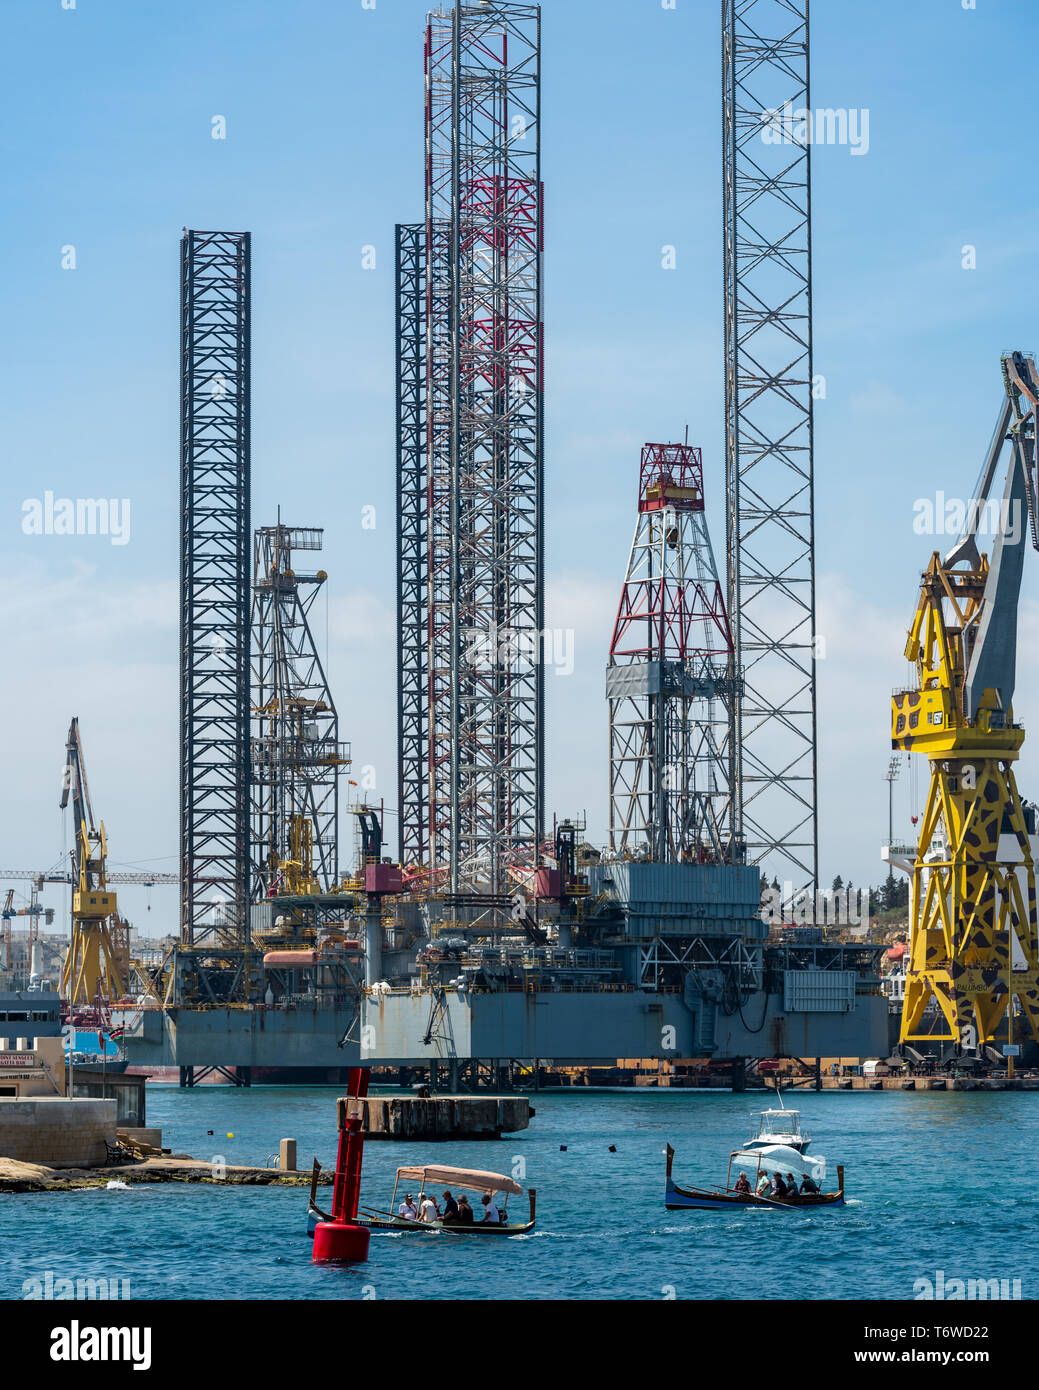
[348,1094,531,1140]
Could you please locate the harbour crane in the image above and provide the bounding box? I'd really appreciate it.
[58,718,127,1004]
[1,885,54,975]
[892,352,1039,1047]
[1,891,12,971]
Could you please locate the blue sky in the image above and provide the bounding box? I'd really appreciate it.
[2,0,1038,936]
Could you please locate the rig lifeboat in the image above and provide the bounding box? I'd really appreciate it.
[263,950,318,968]
[263,943,362,968]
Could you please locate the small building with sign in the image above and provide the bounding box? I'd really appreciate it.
[0,1036,65,1098]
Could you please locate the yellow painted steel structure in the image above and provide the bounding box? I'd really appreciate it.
[278,814,322,897]
[59,717,127,1006]
[893,367,1039,1043]
[61,819,126,1005]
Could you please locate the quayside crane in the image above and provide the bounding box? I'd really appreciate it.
[59,717,126,1004]
[893,351,1039,1046]
[1,885,53,978]
[1,891,13,972]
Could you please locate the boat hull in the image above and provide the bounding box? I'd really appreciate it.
[664,1145,845,1210]
[307,1198,535,1238]
[665,1177,844,1210]
[359,1213,535,1235]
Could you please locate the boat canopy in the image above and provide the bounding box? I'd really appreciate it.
[393,1165,523,1195]
[729,1143,827,1184]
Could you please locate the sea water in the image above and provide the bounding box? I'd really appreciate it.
[4,1088,1036,1301]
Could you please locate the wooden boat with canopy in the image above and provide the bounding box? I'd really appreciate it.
[665,1142,845,1210]
[309,1162,536,1236]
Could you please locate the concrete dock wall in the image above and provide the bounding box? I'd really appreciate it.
[0,1098,117,1166]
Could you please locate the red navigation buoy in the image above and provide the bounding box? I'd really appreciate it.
[312,1067,370,1264]
[312,1219,370,1264]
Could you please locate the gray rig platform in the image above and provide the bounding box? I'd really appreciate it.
[120,863,886,1075]
[359,863,885,1068]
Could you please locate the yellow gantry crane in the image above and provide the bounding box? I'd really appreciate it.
[893,353,1039,1047]
[59,717,126,1004]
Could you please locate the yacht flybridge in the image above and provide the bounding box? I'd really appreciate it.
[744,1107,810,1154]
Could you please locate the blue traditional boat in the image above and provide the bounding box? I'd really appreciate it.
[665,1142,845,1210]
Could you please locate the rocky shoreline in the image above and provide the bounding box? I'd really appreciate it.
[0,1155,331,1193]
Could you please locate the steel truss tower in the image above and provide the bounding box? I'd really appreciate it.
[250,524,351,900]
[396,222,429,868]
[607,444,739,864]
[397,3,544,903]
[723,0,817,892]
[180,230,251,947]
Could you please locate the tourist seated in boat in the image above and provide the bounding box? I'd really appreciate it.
[480,1193,501,1224]
[770,1172,790,1197]
[799,1172,820,1195]
[441,1189,459,1224]
[734,1171,752,1194]
[756,1172,771,1195]
[419,1193,440,1222]
[785,1172,798,1194]
[456,1195,475,1224]
[399,1193,419,1220]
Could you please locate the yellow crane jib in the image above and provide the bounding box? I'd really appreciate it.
[893,353,1039,1047]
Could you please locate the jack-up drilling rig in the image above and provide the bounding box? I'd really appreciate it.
[893,352,1039,1046]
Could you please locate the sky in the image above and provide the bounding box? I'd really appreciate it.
[2,0,1038,938]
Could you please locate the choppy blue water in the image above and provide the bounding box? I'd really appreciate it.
[4,1088,1036,1300]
